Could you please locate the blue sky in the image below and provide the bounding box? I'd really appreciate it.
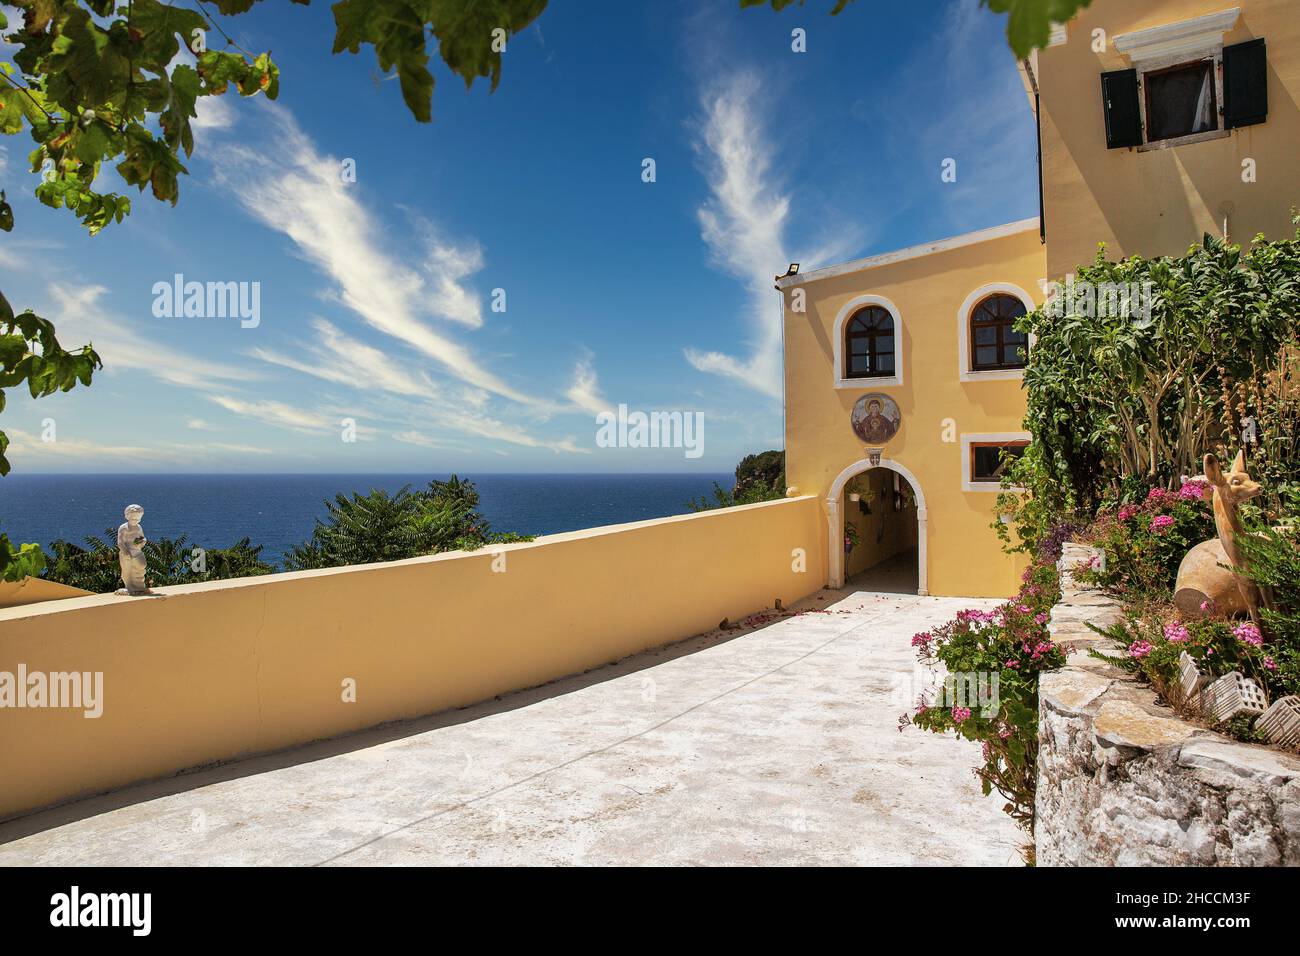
[1,0,1038,474]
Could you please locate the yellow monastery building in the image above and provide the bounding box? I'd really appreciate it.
[778,0,1298,598]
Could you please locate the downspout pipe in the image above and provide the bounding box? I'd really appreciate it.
[1022,56,1046,245]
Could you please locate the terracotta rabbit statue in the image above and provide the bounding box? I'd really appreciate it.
[1173,451,1262,621]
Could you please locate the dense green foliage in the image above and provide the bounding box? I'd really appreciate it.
[1237,513,1300,696]
[283,476,530,571]
[998,231,1300,553]
[903,558,1064,834]
[35,476,532,590]
[0,277,101,580]
[687,450,785,512]
[1093,602,1296,727]
[43,530,275,592]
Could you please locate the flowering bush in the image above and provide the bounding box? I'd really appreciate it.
[901,559,1065,833]
[1094,605,1296,722]
[1080,478,1215,599]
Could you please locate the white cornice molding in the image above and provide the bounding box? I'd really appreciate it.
[1113,7,1240,63]
[777,218,1039,290]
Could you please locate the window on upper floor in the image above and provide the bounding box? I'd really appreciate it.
[844,306,895,380]
[1103,12,1268,152]
[1144,59,1217,142]
[969,294,1028,372]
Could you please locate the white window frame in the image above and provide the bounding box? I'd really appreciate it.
[961,432,1031,493]
[957,282,1036,382]
[1113,7,1240,151]
[832,294,903,390]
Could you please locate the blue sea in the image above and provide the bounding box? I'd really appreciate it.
[0,473,734,567]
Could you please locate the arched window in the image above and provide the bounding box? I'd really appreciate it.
[969,293,1028,371]
[845,306,895,379]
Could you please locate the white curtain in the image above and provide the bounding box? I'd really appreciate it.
[1192,66,1215,133]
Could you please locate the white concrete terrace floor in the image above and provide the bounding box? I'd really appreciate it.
[0,577,1021,866]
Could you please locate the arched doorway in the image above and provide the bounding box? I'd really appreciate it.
[827,458,927,595]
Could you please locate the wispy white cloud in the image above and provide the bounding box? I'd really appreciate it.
[5,427,191,464]
[247,318,585,453]
[192,92,237,132]
[250,317,441,401]
[683,72,794,399]
[46,283,260,392]
[209,104,534,403]
[208,395,336,434]
[565,354,611,417]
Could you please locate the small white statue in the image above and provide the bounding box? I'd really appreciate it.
[116,504,149,595]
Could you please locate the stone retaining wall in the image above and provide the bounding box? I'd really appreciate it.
[1035,543,1300,866]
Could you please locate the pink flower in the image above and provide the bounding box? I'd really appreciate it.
[1163,622,1190,643]
[1016,603,1032,614]
[1179,479,1209,501]
[1129,639,1154,659]
[1233,622,1263,647]
[1147,487,1168,503]
[1118,504,1138,521]
[1035,612,1049,626]
[1264,657,1278,672]
[1151,514,1175,534]
[1005,658,1020,669]
[1200,599,1214,612]
[951,706,972,724]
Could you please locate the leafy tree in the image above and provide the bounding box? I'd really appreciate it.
[41,528,276,591]
[284,476,530,571]
[688,450,785,512]
[0,277,102,579]
[997,229,1300,552]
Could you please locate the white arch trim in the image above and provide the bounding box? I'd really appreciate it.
[827,457,928,595]
[957,281,1037,382]
[832,293,904,389]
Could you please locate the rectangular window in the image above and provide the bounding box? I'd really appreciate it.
[970,441,1028,483]
[1144,59,1217,142]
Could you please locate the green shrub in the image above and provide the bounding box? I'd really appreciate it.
[688,450,785,512]
[1079,478,1215,600]
[902,558,1065,833]
[997,226,1300,556]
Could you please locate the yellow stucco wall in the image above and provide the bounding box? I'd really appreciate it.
[783,225,1045,598]
[1038,0,1300,279]
[0,497,823,820]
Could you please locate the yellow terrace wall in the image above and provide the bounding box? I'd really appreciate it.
[0,496,823,820]
[782,224,1045,598]
[1039,0,1300,280]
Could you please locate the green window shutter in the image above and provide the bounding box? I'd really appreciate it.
[1224,38,1268,129]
